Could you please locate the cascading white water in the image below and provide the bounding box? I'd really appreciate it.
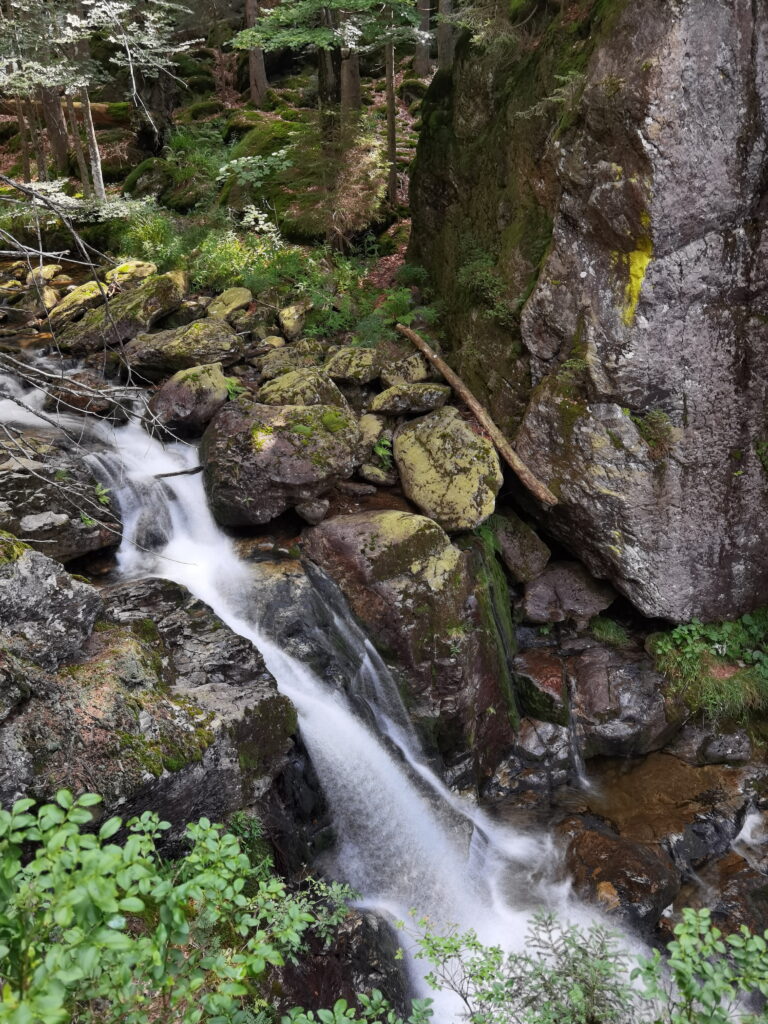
[1,389,603,1017]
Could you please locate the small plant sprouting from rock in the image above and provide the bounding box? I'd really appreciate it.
[754,439,768,474]
[373,435,394,469]
[590,616,630,648]
[225,376,246,400]
[94,482,111,506]
[631,408,674,460]
[80,512,97,527]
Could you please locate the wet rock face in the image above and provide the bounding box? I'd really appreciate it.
[412,0,768,620]
[0,431,122,563]
[523,562,616,628]
[302,510,518,777]
[201,400,362,526]
[563,822,680,932]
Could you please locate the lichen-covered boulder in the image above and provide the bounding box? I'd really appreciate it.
[485,509,550,583]
[325,347,382,384]
[124,319,244,381]
[259,368,348,408]
[369,383,451,415]
[380,353,430,388]
[393,407,502,531]
[201,401,362,526]
[302,510,518,777]
[26,264,61,286]
[104,260,158,287]
[47,280,105,332]
[207,287,252,321]
[522,562,616,627]
[278,300,312,340]
[260,339,325,381]
[42,369,127,421]
[0,432,122,563]
[0,547,102,670]
[146,362,229,438]
[57,271,188,355]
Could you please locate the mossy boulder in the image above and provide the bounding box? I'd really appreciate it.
[124,318,244,381]
[146,362,229,438]
[47,280,105,332]
[123,157,175,198]
[278,300,312,341]
[201,401,362,526]
[258,368,348,408]
[260,339,325,380]
[58,271,189,355]
[380,352,430,387]
[104,260,158,287]
[0,530,29,565]
[324,346,382,384]
[369,383,451,415]
[207,287,253,321]
[302,511,517,776]
[393,407,502,531]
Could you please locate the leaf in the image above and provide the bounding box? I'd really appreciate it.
[99,817,122,840]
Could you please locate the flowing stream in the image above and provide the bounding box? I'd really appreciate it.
[2,386,602,1017]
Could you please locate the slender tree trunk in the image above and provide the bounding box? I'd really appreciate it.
[437,0,454,71]
[39,86,69,176]
[14,95,31,182]
[245,0,269,106]
[26,97,48,181]
[385,39,398,208]
[79,87,106,202]
[414,0,433,77]
[340,49,361,118]
[65,93,92,197]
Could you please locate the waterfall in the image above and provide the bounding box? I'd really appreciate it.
[2,382,603,1017]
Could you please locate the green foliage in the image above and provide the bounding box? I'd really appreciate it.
[411,909,768,1024]
[372,436,393,470]
[217,150,294,193]
[631,408,674,460]
[649,607,768,722]
[754,439,768,474]
[94,482,111,506]
[114,206,188,271]
[412,911,635,1024]
[0,791,354,1024]
[634,907,768,1024]
[456,248,517,328]
[589,616,630,648]
[282,991,432,1024]
[225,377,247,401]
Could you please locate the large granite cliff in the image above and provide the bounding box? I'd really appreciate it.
[411,0,768,621]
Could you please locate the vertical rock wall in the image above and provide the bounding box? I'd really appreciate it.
[411,0,768,621]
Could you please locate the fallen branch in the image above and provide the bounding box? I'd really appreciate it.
[395,323,558,507]
[154,466,203,479]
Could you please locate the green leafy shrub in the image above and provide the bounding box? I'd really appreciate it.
[649,607,768,722]
[0,791,353,1024]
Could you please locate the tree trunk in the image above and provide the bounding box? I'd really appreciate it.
[26,98,48,182]
[39,86,69,176]
[65,93,92,197]
[340,50,361,118]
[385,39,398,208]
[414,0,433,77]
[79,87,106,202]
[245,0,269,106]
[437,0,455,71]
[14,95,31,182]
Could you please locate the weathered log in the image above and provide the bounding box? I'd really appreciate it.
[395,323,558,507]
